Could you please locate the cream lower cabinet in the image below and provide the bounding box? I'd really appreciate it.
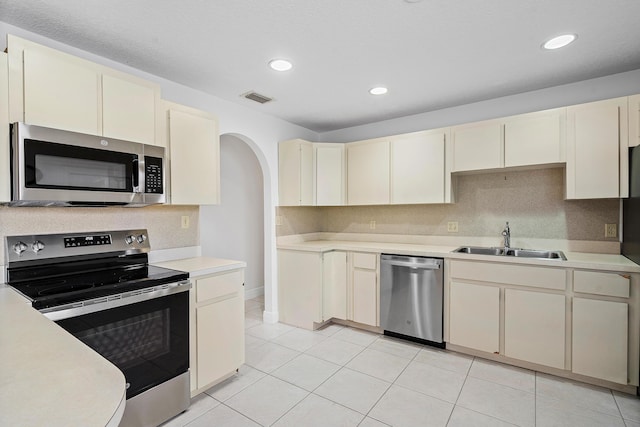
[323,251,348,320]
[449,281,500,353]
[504,289,565,369]
[348,252,379,327]
[191,268,245,396]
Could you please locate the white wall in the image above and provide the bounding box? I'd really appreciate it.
[0,21,319,322]
[319,68,640,142]
[200,134,264,299]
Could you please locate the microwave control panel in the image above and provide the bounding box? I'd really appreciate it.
[145,156,164,194]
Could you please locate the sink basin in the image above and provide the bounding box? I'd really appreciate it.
[453,246,566,260]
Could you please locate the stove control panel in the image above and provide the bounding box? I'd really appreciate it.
[64,234,112,248]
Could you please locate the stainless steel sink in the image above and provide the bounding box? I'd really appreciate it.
[453,246,566,260]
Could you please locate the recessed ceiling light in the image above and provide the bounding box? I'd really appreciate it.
[268,59,293,71]
[369,86,388,95]
[542,34,577,50]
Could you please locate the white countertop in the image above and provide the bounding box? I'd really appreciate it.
[153,256,247,278]
[277,240,640,273]
[0,286,126,427]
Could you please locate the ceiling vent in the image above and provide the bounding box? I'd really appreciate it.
[242,91,273,104]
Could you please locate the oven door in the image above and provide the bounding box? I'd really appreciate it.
[54,289,189,399]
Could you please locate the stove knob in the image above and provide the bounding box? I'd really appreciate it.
[136,234,147,244]
[31,241,45,253]
[125,235,136,245]
[12,242,28,255]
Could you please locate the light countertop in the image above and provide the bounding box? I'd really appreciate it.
[277,240,640,273]
[153,256,247,278]
[0,286,126,427]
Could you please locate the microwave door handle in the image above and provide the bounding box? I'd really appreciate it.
[132,158,140,191]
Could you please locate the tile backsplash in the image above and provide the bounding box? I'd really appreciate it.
[277,168,619,242]
[0,205,199,263]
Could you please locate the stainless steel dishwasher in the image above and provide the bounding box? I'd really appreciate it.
[380,254,444,347]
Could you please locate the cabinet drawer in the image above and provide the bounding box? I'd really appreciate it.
[573,270,630,298]
[450,260,566,291]
[196,270,243,302]
[352,252,377,270]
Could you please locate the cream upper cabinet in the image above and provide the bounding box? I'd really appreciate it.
[572,297,628,384]
[315,143,345,206]
[21,47,100,135]
[451,120,503,172]
[630,94,640,148]
[391,129,447,204]
[165,103,220,205]
[504,289,565,369]
[566,97,629,199]
[504,108,565,167]
[449,281,500,353]
[7,35,160,144]
[279,139,314,206]
[347,138,390,205]
[0,52,10,203]
[102,74,157,145]
[323,251,348,321]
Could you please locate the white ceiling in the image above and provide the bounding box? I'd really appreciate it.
[1,0,639,133]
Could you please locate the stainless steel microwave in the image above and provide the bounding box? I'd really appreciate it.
[10,122,165,206]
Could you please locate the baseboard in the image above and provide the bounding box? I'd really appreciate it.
[244,286,264,300]
[263,310,279,324]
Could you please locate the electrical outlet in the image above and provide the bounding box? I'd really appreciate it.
[369,220,376,230]
[605,223,617,238]
[447,221,459,233]
[181,215,190,229]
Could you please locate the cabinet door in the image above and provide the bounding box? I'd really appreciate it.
[323,251,347,320]
[102,74,157,145]
[315,144,344,206]
[278,250,323,329]
[504,108,565,167]
[504,289,565,369]
[630,94,640,148]
[278,139,313,206]
[352,269,378,326]
[573,298,628,384]
[0,52,9,202]
[196,295,244,389]
[449,281,499,353]
[391,131,445,204]
[347,139,390,205]
[451,121,502,172]
[566,97,628,199]
[23,48,99,135]
[168,108,219,204]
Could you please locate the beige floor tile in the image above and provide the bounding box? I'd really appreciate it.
[244,334,267,352]
[414,346,473,374]
[614,391,640,423]
[305,337,365,365]
[272,393,363,427]
[160,393,219,427]
[225,376,308,426]
[185,404,260,427]
[271,354,341,391]
[395,359,466,403]
[245,322,295,341]
[272,328,329,352]
[367,336,422,360]
[369,384,453,427]
[536,372,620,416]
[468,358,535,393]
[204,365,266,402]
[625,420,640,427]
[457,377,535,427]
[332,327,380,347]
[447,406,517,427]
[346,348,411,383]
[358,417,391,427]
[314,367,391,414]
[536,395,626,427]
[244,342,300,373]
[244,315,263,330]
[244,299,263,312]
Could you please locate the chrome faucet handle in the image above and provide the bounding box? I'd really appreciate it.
[502,221,511,248]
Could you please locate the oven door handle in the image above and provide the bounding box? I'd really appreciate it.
[41,280,192,321]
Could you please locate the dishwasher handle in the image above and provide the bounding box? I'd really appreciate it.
[381,256,442,270]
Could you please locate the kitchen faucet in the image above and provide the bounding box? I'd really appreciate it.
[502,221,511,249]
